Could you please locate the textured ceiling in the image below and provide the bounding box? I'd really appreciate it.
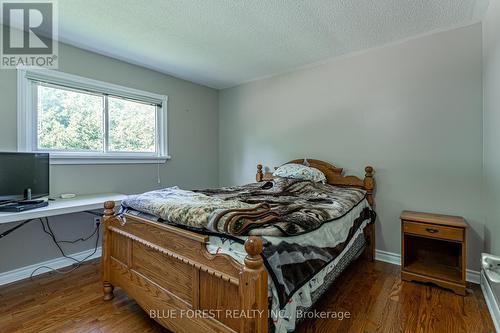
[52,1,487,88]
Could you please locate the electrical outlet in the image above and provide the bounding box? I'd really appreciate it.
[93,217,101,228]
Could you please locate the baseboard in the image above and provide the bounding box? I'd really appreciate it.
[375,249,401,265]
[0,247,481,286]
[481,271,500,332]
[467,269,481,285]
[0,247,102,286]
[375,249,480,284]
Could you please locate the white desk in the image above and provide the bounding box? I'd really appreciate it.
[0,193,127,224]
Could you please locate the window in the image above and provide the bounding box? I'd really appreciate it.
[17,68,168,164]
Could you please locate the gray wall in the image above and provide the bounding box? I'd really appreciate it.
[483,0,500,256]
[0,22,487,276]
[0,42,219,273]
[219,24,484,270]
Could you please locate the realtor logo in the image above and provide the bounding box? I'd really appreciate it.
[1,0,58,68]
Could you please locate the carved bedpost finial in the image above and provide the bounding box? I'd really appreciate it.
[104,201,115,218]
[256,164,264,182]
[365,166,374,177]
[364,166,375,206]
[244,236,264,269]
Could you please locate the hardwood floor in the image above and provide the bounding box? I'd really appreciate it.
[0,259,494,333]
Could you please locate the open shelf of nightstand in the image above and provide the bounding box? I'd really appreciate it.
[404,259,462,283]
[403,234,463,283]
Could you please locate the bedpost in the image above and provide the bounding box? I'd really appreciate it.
[102,200,115,301]
[364,166,375,207]
[239,236,268,333]
[256,164,264,182]
[363,166,375,261]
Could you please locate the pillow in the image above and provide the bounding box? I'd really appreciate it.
[273,163,327,183]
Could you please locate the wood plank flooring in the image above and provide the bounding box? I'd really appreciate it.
[0,259,495,333]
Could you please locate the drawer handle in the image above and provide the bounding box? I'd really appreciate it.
[425,228,439,234]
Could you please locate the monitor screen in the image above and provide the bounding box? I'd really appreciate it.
[0,152,49,201]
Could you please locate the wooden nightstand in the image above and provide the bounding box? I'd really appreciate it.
[400,211,467,295]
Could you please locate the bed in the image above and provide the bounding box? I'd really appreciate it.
[101,159,375,333]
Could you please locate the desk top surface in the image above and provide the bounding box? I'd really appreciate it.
[0,193,127,224]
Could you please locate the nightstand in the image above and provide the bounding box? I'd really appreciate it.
[400,210,467,295]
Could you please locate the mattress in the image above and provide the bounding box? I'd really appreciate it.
[206,202,370,333]
[124,198,371,333]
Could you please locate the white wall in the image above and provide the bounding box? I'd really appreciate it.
[0,41,219,273]
[219,24,484,270]
[483,0,500,256]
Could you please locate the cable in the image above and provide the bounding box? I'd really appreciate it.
[0,210,102,240]
[44,216,99,244]
[56,225,99,244]
[38,218,80,263]
[29,224,100,278]
[157,160,161,184]
[0,212,103,278]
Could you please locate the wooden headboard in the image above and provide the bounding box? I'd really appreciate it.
[256,158,375,206]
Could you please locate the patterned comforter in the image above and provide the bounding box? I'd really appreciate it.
[122,178,375,311]
[123,177,368,236]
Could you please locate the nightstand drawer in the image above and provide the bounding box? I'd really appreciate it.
[403,220,464,242]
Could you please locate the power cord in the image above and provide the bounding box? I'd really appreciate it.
[29,219,100,278]
[0,211,103,278]
[0,210,101,240]
[37,217,84,264]
[52,222,99,244]
[42,216,99,244]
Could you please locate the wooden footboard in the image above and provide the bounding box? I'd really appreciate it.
[101,201,268,333]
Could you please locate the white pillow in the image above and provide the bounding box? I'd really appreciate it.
[273,164,327,183]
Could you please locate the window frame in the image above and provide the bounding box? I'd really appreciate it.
[17,67,169,165]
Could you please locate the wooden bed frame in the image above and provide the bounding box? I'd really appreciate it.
[101,159,375,333]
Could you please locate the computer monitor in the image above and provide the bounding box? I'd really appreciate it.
[0,152,49,201]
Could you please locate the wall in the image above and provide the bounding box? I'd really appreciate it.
[0,42,219,273]
[483,0,500,256]
[0,21,487,277]
[219,24,484,270]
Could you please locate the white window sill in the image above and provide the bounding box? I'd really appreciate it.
[48,154,171,165]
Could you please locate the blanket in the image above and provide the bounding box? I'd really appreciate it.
[121,186,279,235]
[123,177,367,237]
[121,178,375,308]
